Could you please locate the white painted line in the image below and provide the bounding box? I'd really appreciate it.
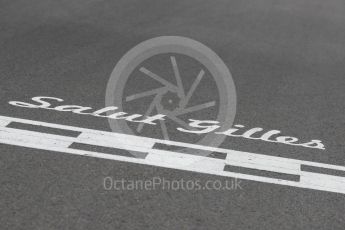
[226,154,300,175]
[300,172,345,194]
[77,132,154,152]
[147,148,224,171]
[0,129,73,148]
[0,115,345,194]
[0,120,10,127]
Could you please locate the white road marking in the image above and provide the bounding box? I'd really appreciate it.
[77,132,154,150]
[0,120,10,127]
[300,172,345,194]
[0,115,345,194]
[0,129,72,148]
[226,154,300,175]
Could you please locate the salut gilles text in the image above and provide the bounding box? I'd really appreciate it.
[8,96,325,150]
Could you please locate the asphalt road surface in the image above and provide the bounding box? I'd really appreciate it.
[1,0,345,229]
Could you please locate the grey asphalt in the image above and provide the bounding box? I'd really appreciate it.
[1,0,345,229]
